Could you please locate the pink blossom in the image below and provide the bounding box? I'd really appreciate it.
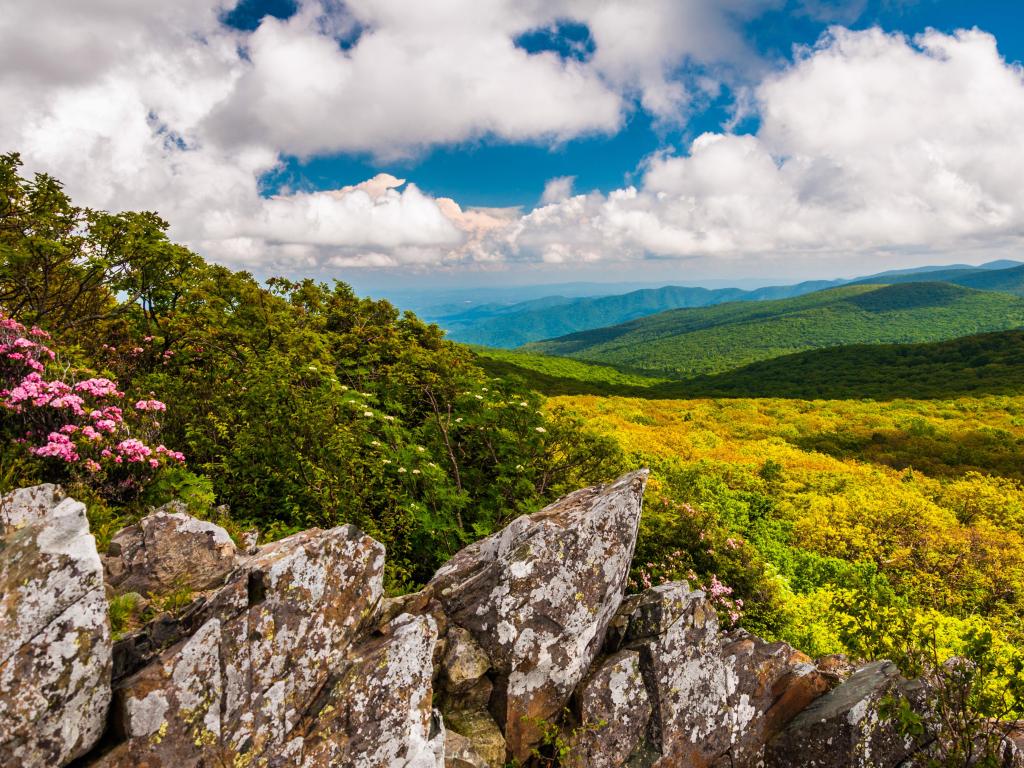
[115,438,152,462]
[134,399,166,412]
[74,378,120,398]
[31,433,79,462]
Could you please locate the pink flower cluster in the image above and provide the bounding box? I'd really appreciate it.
[0,312,185,485]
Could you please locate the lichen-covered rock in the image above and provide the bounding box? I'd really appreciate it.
[0,486,111,768]
[444,729,489,768]
[712,630,833,767]
[565,649,651,768]
[442,625,491,693]
[444,709,506,768]
[99,523,385,766]
[289,613,444,767]
[0,483,65,530]
[610,582,733,767]
[103,503,238,594]
[429,470,648,761]
[604,582,833,768]
[765,660,927,768]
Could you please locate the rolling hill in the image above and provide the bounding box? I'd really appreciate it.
[476,330,1024,401]
[437,260,1022,348]
[665,330,1024,399]
[439,281,842,347]
[523,282,1024,377]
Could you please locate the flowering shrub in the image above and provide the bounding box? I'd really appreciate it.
[0,313,184,500]
[630,543,745,627]
[626,487,786,631]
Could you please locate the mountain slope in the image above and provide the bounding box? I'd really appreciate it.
[525,283,1024,377]
[849,263,1024,295]
[659,330,1024,399]
[438,261,1023,349]
[440,281,843,347]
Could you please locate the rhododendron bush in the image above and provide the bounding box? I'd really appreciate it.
[0,313,184,500]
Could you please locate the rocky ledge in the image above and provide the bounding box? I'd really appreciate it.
[1,472,1021,767]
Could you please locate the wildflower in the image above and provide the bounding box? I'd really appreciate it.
[412,469,421,474]
[535,426,546,433]
[363,411,374,417]
[398,467,407,473]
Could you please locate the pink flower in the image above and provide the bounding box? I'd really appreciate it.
[114,438,152,462]
[134,399,166,412]
[74,378,120,398]
[31,432,79,462]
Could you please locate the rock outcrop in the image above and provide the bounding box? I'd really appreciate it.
[0,485,111,768]
[429,470,648,761]
[765,660,929,768]
[99,524,386,767]
[2,474,1017,768]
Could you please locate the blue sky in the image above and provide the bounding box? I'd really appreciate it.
[240,0,1024,209]
[5,0,1024,292]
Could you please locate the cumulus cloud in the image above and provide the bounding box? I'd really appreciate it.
[2,2,1023,275]
[539,176,576,205]
[494,26,1024,271]
[0,0,779,272]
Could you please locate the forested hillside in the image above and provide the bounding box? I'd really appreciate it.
[476,330,1024,401]
[559,393,1024,693]
[440,281,846,347]
[526,282,1024,376]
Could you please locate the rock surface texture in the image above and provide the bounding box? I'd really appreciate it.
[0,485,111,768]
[429,470,648,761]
[2,475,1019,768]
[102,501,238,593]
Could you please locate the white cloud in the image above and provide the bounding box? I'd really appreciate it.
[0,0,774,272]
[539,176,576,205]
[491,26,1024,271]
[2,3,1024,276]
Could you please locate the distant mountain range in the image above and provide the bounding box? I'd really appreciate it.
[523,282,1024,377]
[436,260,1023,348]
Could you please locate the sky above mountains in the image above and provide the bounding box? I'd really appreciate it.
[3,1,1024,290]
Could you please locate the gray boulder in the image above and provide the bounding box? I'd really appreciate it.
[765,660,927,768]
[429,470,648,762]
[103,503,238,594]
[287,613,444,767]
[98,524,386,766]
[0,485,111,767]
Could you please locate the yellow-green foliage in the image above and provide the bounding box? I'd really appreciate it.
[554,394,1024,661]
